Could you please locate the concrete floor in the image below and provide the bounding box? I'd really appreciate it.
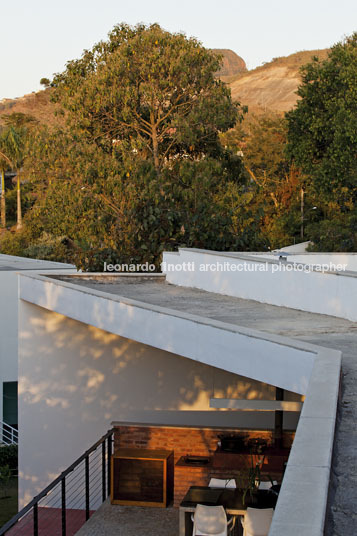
[74,499,179,536]
[66,277,357,535]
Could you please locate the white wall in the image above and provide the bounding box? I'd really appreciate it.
[163,249,357,321]
[273,253,357,272]
[0,255,75,422]
[0,271,18,422]
[18,301,301,507]
[246,246,357,272]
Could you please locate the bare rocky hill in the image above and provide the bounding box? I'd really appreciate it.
[212,49,247,77]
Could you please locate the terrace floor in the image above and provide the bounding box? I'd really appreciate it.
[75,499,179,536]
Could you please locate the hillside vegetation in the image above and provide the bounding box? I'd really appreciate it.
[0,89,58,127]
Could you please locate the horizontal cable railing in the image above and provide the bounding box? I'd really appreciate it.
[0,429,114,536]
[0,421,18,446]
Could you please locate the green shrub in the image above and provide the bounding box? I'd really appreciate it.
[0,445,18,471]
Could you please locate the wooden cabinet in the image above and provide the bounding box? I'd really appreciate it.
[111,448,174,507]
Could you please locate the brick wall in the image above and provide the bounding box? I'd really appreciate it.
[113,425,293,506]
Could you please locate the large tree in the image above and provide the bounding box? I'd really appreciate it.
[52,23,240,173]
[286,33,357,198]
[286,34,357,250]
[0,23,268,269]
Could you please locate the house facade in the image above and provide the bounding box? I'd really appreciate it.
[15,247,357,535]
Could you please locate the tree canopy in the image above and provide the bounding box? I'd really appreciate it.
[52,23,240,173]
[286,34,357,250]
[286,33,357,198]
[0,23,268,269]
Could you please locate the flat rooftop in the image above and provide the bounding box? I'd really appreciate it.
[51,274,356,339]
[0,254,74,271]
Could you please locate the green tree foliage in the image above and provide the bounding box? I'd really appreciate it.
[222,113,289,180]
[221,112,308,248]
[19,128,265,270]
[40,77,51,88]
[0,132,12,228]
[286,33,357,250]
[0,445,17,471]
[0,465,12,498]
[52,23,239,174]
[0,24,267,268]
[286,34,357,195]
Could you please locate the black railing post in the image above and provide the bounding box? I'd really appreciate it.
[0,429,114,536]
[61,478,66,536]
[85,455,90,520]
[107,434,112,497]
[33,502,38,536]
[102,441,106,502]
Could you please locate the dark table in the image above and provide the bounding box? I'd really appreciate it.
[179,486,277,536]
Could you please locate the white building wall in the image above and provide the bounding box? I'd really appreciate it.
[0,255,75,423]
[18,301,301,507]
[248,251,357,272]
[0,271,18,422]
[273,253,357,271]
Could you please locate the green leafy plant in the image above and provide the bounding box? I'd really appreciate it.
[0,465,12,498]
[242,453,263,505]
[0,445,18,471]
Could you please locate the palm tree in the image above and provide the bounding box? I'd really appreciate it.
[2,126,24,229]
[2,114,37,230]
[0,135,13,229]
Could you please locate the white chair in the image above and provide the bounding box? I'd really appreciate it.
[258,480,277,491]
[192,504,234,536]
[241,507,273,536]
[209,478,237,489]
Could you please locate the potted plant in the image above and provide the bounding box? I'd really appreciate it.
[242,453,262,505]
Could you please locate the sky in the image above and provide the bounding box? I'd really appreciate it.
[1,0,357,100]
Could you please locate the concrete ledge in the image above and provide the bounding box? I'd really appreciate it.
[269,348,341,536]
[209,399,303,411]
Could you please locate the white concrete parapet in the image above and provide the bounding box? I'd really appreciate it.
[269,347,341,536]
[162,248,357,321]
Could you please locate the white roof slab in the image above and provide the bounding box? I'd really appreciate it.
[17,272,354,536]
[18,273,323,394]
[0,253,75,271]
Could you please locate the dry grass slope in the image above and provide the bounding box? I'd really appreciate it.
[0,89,58,127]
[229,49,330,113]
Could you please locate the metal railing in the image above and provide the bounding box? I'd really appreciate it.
[0,421,18,446]
[0,429,114,536]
